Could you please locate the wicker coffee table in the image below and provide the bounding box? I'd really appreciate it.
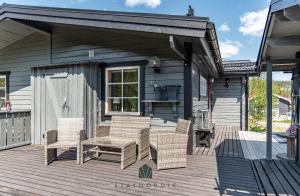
[80,137,136,169]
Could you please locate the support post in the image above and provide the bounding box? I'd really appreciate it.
[266,63,273,160]
[184,42,193,155]
[184,42,193,120]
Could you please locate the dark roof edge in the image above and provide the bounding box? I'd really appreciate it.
[256,5,272,74]
[0,3,211,38]
[0,3,209,22]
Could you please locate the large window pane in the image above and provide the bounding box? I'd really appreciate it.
[107,84,122,97]
[106,67,139,114]
[0,78,5,88]
[123,84,138,97]
[107,98,122,112]
[107,70,122,83]
[123,99,138,112]
[124,69,138,82]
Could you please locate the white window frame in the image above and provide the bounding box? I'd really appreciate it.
[105,66,140,115]
[0,75,6,110]
[200,74,207,97]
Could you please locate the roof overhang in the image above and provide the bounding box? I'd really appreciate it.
[258,0,300,72]
[0,3,209,37]
[0,3,223,76]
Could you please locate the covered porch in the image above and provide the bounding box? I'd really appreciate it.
[257,0,300,162]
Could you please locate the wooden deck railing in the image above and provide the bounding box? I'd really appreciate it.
[0,111,31,150]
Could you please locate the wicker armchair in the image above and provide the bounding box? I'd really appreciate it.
[95,116,151,160]
[149,119,191,170]
[44,118,86,165]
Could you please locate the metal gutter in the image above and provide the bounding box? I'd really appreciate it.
[206,22,223,74]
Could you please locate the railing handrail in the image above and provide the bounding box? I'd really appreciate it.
[0,110,31,114]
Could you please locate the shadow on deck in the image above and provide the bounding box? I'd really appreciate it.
[193,125,300,195]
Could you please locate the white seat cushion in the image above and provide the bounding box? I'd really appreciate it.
[47,141,77,149]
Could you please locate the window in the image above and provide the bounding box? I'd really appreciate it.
[200,74,207,97]
[105,66,140,114]
[0,75,6,109]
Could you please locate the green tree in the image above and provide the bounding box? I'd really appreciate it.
[249,77,290,123]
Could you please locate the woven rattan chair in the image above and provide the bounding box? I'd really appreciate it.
[149,119,191,170]
[95,116,151,160]
[44,118,86,165]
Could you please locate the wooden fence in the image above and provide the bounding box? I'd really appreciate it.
[0,111,31,150]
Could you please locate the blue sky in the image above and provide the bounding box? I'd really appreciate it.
[0,0,291,80]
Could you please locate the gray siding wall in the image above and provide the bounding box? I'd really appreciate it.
[0,33,49,111]
[32,64,98,144]
[51,26,184,129]
[0,26,185,144]
[191,58,210,146]
[212,77,246,130]
[192,63,209,113]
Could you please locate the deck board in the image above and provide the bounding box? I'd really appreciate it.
[238,131,287,160]
[194,125,244,159]
[252,159,300,195]
[0,145,261,196]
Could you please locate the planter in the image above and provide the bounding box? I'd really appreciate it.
[166,85,180,100]
[160,86,168,100]
[154,86,162,100]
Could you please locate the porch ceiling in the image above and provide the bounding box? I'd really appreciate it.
[259,3,300,71]
[0,19,34,50]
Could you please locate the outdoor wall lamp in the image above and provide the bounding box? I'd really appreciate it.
[224,78,230,88]
[148,56,161,73]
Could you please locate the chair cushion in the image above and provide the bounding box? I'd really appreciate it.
[57,118,84,143]
[47,141,77,149]
[109,116,150,140]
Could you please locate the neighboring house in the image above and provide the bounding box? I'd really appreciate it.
[274,94,291,117]
[0,4,257,148]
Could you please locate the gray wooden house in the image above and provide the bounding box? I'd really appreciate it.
[0,3,255,148]
[274,94,291,116]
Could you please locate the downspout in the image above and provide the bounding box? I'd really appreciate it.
[49,33,52,64]
[245,74,249,131]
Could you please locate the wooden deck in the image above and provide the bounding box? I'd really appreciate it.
[0,146,261,196]
[193,125,244,159]
[0,126,297,196]
[252,159,300,195]
[239,131,287,160]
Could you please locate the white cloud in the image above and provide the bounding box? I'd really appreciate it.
[239,8,268,36]
[125,0,161,8]
[219,39,243,59]
[218,23,230,32]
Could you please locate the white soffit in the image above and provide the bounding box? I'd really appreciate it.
[0,19,34,50]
